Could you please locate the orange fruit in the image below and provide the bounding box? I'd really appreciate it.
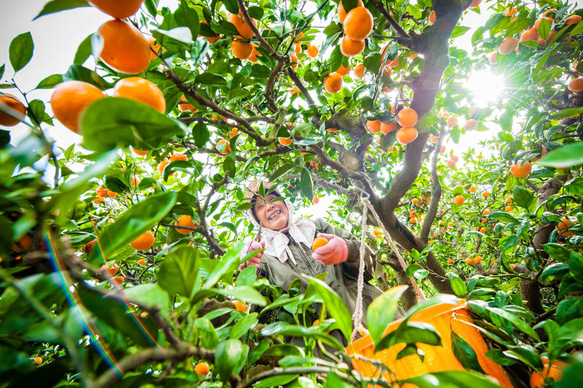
[380,121,397,135]
[313,196,320,204]
[178,95,196,112]
[446,116,458,127]
[428,134,439,143]
[12,234,32,253]
[130,146,149,156]
[565,15,582,25]
[131,176,140,187]
[338,0,363,23]
[481,192,490,198]
[227,13,255,39]
[294,32,304,42]
[388,55,400,67]
[505,206,513,212]
[278,137,293,146]
[97,19,150,74]
[51,81,106,133]
[428,10,436,25]
[412,198,420,205]
[447,159,457,168]
[469,186,477,193]
[195,362,210,375]
[336,64,350,76]
[465,258,474,264]
[83,239,97,254]
[112,276,124,286]
[248,44,260,63]
[343,6,373,41]
[509,263,515,270]
[232,41,253,59]
[488,51,498,64]
[465,119,477,131]
[146,36,162,60]
[130,231,155,251]
[157,160,169,174]
[0,93,26,126]
[233,300,247,312]
[397,107,418,127]
[453,195,465,205]
[326,127,338,133]
[312,237,328,251]
[88,0,143,18]
[520,28,539,42]
[101,263,119,276]
[556,217,575,237]
[469,0,482,8]
[395,127,418,144]
[506,196,513,203]
[217,139,231,154]
[504,7,517,16]
[510,161,532,178]
[106,189,117,197]
[175,215,197,234]
[340,35,365,57]
[199,21,220,44]
[473,255,483,263]
[447,258,454,265]
[366,120,381,133]
[96,186,108,197]
[568,77,583,92]
[530,357,566,388]
[137,258,146,265]
[498,37,518,55]
[113,77,166,113]
[353,64,365,78]
[33,357,43,364]
[169,153,188,163]
[483,209,491,215]
[440,146,446,154]
[324,72,343,93]
[307,43,319,57]
[290,54,299,69]
[93,198,104,205]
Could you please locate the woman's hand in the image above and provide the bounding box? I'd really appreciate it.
[239,239,266,270]
[311,233,348,265]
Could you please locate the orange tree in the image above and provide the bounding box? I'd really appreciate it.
[1,0,583,386]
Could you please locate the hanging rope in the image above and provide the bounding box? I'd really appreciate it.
[351,192,369,341]
[361,197,426,301]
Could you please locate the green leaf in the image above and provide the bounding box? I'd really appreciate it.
[0,64,4,79]
[377,321,441,352]
[400,370,502,388]
[215,339,248,382]
[452,331,484,372]
[538,17,551,40]
[9,32,34,73]
[35,74,64,89]
[300,167,313,200]
[81,98,185,152]
[540,263,569,284]
[195,318,219,349]
[195,73,228,86]
[229,313,258,339]
[259,322,344,350]
[367,285,408,347]
[205,242,244,289]
[122,284,171,320]
[448,273,467,298]
[212,286,267,307]
[489,307,539,340]
[34,0,90,20]
[487,212,519,223]
[154,27,193,44]
[237,265,257,287]
[174,1,199,39]
[192,122,210,147]
[158,245,200,298]
[255,375,299,388]
[73,34,93,65]
[556,297,583,325]
[306,277,352,343]
[99,191,177,256]
[270,163,297,181]
[513,185,534,209]
[537,142,583,168]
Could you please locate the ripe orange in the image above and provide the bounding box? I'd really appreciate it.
[520,28,539,42]
[88,0,143,18]
[488,51,498,64]
[227,13,255,39]
[509,263,515,270]
[366,120,381,133]
[248,44,260,63]
[324,73,343,94]
[395,127,418,144]
[96,186,108,197]
[343,6,373,41]
[336,64,350,76]
[157,160,169,174]
[33,357,43,364]
[130,231,155,251]
[498,37,518,55]
[294,42,301,55]
[565,15,582,25]
[556,217,574,237]
[169,153,188,163]
[428,134,439,143]
[447,258,454,264]
[217,139,231,155]
[101,263,119,276]
[130,146,149,156]
[465,258,474,264]
[505,206,513,212]
[473,255,483,263]
[412,198,420,205]
[446,116,458,127]
[83,239,97,254]
[307,43,319,58]
[338,0,363,23]
[568,77,583,92]
[97,19,150,74]
[453,195,465,205]
[178,95,196,112]
[313,196,320,204]
[469,0,482,8]
[504,7,517,16]
[106,189,117,197]
[232,41,253,59]
[278,137,293,146]
[93,197,104,205]
[137,258,146,265]
[340,35,365,57]
[380,121,398,135]
[481,192,490,198]
[483,209,491,215]
[234,300,247,311]
[131,176,140,187]
[290,54,299,69]
[469,185,477,193]
[51,81,106,133]
[199,21,220,44]
[312,237,328,251]
[440,145,446,154]
[113,77,166,113]
[530,357,566,388]
[506,196,513,203]
[510,161,532,178]
[0,93,26,126]
[175,215,197,234]
[451,155,459,162]
[12,234,32,253]
[112,276,124,286]
[353,64,365,79]
[195,362,210,375]
[465,119,477,131]
[397,108,418,127]
[429,10,436,25]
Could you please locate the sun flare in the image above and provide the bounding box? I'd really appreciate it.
[466,71,505,105]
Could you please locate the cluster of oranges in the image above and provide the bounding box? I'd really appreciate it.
[228,12,260,61]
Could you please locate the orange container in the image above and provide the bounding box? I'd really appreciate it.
[347,299,513,387]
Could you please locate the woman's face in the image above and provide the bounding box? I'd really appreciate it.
[254,193,289,231]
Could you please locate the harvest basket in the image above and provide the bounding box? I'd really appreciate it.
[346,298,513,387]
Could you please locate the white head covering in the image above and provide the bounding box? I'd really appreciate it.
[246,180,316,265]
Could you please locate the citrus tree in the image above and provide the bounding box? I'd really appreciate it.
[1,0,583,386]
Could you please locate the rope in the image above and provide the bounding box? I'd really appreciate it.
[351,193,368,341]
[361,197,426,301]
